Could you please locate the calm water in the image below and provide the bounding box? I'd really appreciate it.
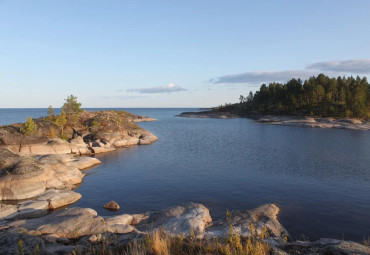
[1,108,370,241]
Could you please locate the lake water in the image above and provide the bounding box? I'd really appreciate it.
[1,108,369,241]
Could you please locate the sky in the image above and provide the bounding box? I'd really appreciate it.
[1,0,370,108]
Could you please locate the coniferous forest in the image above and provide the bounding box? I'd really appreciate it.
[235,74,370,118]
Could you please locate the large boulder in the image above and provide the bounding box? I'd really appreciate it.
[136,202,212,236]
[206,204,289,239]
[0,157,46,200]
[0,148,20,170]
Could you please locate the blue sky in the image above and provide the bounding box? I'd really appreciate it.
[1,0,370,108]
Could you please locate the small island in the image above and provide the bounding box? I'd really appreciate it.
[179,74,370,130]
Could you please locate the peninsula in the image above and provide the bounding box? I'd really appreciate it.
[179,74,370,130]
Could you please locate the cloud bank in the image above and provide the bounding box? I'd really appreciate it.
[127,83,187,93]
[210,59,370,85]
[306,59,370,73]
[210,70,317,84]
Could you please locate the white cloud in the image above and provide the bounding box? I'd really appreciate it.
[210,70,318,84]
[306,59,370,73]
[127,83,187,93]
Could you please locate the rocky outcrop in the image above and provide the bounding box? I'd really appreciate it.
[280,238,370,255]
[0,156,46,200]
[0,189,81,220]
[0,203,368,255]
[0,149,99,201]
[135,202,213,237]
[255,115,370,130]
[1,110,158,157]
[206,204,289,241]
[178,111,238,119]
[3,207,138,239]
[132,116,157,122]
[179,111,370,130]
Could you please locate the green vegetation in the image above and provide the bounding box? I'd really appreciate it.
[54,111,67,136]
[235,74,370,118]
[62,94,83,126]
[47,105,55,117]
[20,117,37,136]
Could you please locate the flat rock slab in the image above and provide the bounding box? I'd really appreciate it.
[37,189,82,210]
[4,207,137,239]
[255,116,370,131]
[65,157,101,170]
[0,204,18,220]
[281,238,370,255]
[0,189,82,220]
[16,200,49,219]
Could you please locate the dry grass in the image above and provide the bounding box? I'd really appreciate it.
[69,228,271,255]
[363,236,370,246]
[69,210,271,255]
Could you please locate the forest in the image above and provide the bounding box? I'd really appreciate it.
[236,74,370,118]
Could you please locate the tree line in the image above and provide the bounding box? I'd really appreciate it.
[239,74,370,118]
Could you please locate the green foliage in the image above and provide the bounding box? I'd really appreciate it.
[59,133,69,140]
[47,105,55,116]
[20,117,37,136]
[54,111,67,136]
[55,111,67,128]
[238,74,370,118]
[62,94,83,126]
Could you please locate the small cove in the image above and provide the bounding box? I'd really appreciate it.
[1,108,370,242]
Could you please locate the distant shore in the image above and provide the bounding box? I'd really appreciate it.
[178,111,370,130]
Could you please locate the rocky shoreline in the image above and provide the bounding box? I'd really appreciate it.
[178,111,370,130]
[0,201,369,254]
[0,110,369,254]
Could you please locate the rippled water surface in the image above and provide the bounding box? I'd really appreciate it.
[1,108,370,241]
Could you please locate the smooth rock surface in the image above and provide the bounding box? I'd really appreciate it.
[37,189,82,209]
[136,202,212,236]
[206,204,289,239]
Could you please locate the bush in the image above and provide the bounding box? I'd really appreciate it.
[20,117,37,136]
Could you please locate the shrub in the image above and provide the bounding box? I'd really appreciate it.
[20,117,37,136]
